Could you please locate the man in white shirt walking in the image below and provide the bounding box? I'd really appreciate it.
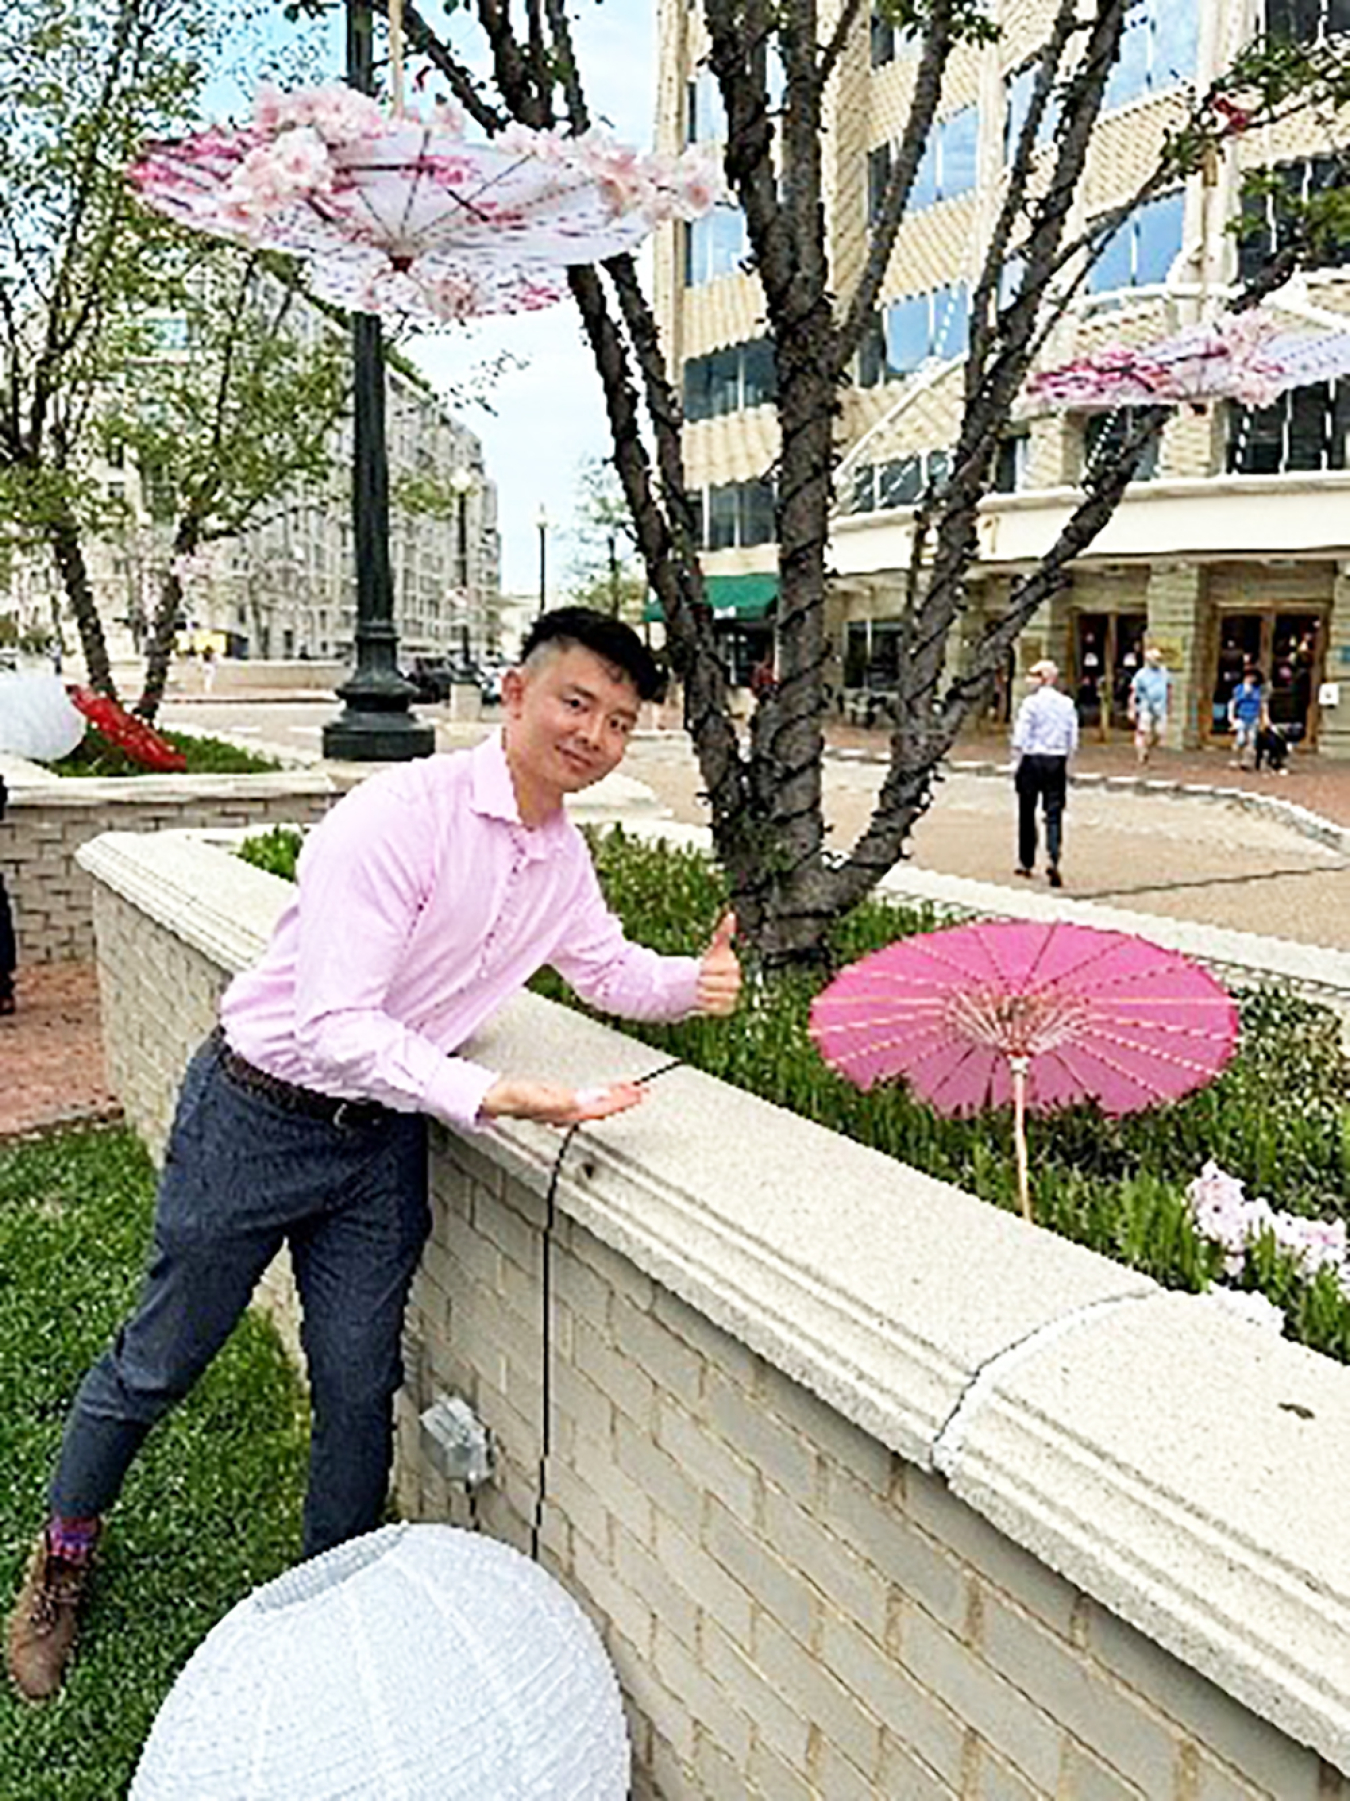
[1012,659,1079,889]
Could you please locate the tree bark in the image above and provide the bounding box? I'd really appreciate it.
[47,507,115,698]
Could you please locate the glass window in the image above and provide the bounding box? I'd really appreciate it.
[870,8,895,66]
[1089,190,1182,291]
[708,346,741,416]
[1239,152,1350,281]
[1004,62,1058,163]
[925,448,952,493]
[911,108,979,209]
[739,479,776,545]
[1085,409,1161,480]
[683,356,711,423]
[993,431,1029,492]
[1105,0,1197,109]
[687,68,727,143]
[684,208,747,284]
[852,464,877,513]
[708,484,739,549]
[1266,0,1350,40]
[884,295,931,375]
[1230,381,1350,474]
[1135,189,1184,285]
[939,107,978,200]
[859,313,886,388]
[741,337,777,408]
[879,455,923,507]
[934,282,969,359]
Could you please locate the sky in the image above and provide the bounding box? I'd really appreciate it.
[401,7,660,598]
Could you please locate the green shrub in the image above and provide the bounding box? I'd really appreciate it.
[237,824,306,879]
[45,728,281,777]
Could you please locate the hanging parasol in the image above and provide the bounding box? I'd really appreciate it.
[809,917,1239,1223]
[128,80,722,327]
[1023,310,1350,413]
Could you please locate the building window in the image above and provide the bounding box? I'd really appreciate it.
[701,478,776,548]
[1227,380,1350,473]
[1237,152,1350,280]
[684,207,749,284]
[1104,0,1198,109]
[860,282,969,385]
[993,429,1030,493]
[738,478,776,545]
[682,337,777,422]
[846,448,952,512]
[1088,189,1184,292]
[1004,61,1057,163]
[1084,409,1161,481]
[911,107,979,209]
[686,67,727,144]
[1265,0,1350,42]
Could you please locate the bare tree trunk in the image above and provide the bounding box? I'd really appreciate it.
[136,519,199,721]
[47,509,115,698]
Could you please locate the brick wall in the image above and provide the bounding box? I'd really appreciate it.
[1,771,351,965]
[394,1140,1342,1801]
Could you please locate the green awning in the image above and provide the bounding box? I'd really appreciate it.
[644,571,779,624]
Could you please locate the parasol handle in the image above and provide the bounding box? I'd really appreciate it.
[389,0,405,117]
[1010,1055,1033,1225]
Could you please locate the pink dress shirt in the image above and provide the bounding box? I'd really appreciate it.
[220,733,702,1131]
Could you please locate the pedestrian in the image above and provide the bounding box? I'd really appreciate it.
[0,776,15,1016]
[200,643,217,694]
[1127,645,1171,766]
[1228,666,1264,770]
[1012,659,1079,890]
[6,606,744,1704]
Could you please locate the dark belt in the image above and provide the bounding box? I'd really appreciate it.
[211,1028,389,1131]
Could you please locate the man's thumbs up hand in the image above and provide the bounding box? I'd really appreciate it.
[696,911,742,1016]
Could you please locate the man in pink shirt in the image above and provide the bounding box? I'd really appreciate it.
[8,607,741,1702]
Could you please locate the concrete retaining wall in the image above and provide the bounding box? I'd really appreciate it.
[77,826,1350,1801]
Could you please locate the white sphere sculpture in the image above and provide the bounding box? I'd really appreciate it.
[129,1523,630,1799]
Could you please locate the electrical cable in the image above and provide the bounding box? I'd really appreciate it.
[528,1056,686,1564]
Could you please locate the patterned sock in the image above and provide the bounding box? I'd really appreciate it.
[46,1514,101,1563]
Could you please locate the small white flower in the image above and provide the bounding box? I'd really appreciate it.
[1201,1286,1286,1333]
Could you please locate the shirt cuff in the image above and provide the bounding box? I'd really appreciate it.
[418,1054,500,1135]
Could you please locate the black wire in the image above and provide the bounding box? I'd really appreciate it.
[528,1058,685,1564]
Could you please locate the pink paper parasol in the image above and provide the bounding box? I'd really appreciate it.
[809,918,1239,1222]
[129,83,722,327]
[1024,311,1350,413]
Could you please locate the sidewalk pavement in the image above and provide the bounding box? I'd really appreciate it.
[4,717,1350,1144]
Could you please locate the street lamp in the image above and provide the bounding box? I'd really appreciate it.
[535,504,550,619]
[322,0,433,762]
[449,466,474,591]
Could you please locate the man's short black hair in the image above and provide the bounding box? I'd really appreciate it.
[520,606,666,703]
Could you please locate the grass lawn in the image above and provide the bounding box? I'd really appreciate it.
[0,1128,309,1799]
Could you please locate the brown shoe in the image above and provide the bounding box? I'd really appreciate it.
[6,1532,95,1701]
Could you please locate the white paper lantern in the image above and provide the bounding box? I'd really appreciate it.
[130,1523,630,1799]
[0,671,86,761]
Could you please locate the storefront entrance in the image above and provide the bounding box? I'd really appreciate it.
[1208,610,1325,748]
[1072,611,1147,737]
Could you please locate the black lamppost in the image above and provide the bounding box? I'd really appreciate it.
[323,0,433,761]
[535,503,550,619]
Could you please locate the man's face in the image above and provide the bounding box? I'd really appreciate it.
[501,643,640,815]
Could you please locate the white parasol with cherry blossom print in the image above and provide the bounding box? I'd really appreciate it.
[129,81,723,328]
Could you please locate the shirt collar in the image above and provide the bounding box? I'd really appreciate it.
[468,730,571,854]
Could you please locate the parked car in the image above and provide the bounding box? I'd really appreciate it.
[404,657,455,703]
